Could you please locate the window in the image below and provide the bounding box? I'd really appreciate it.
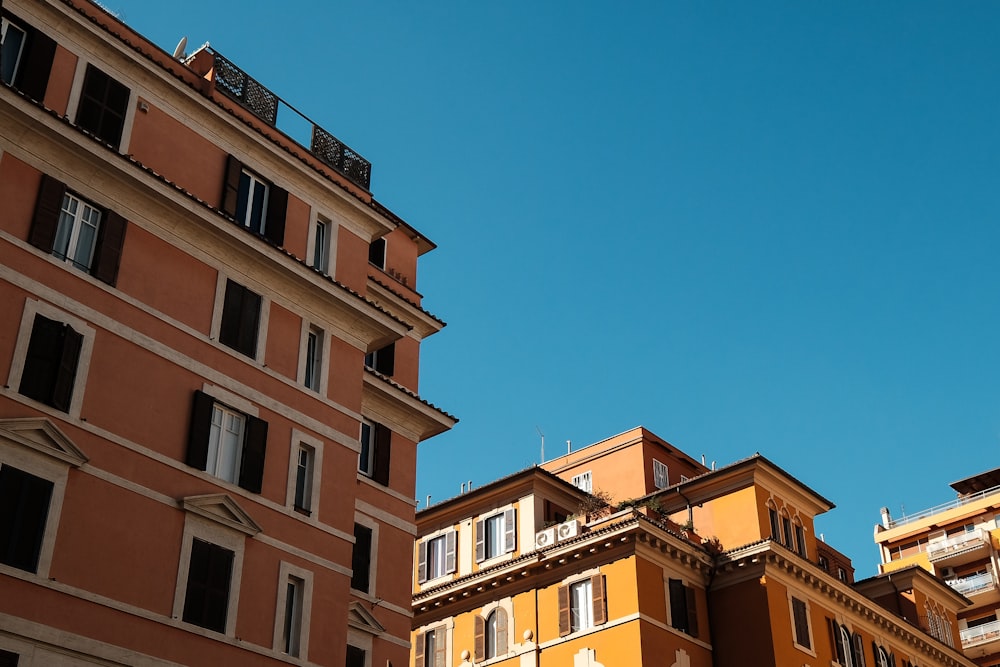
[0,648,18,667]
[0,465,53,573]
[485,608,506,659]
[364,343,395,377]
[476,508,516,562]
[652,459,669,489]
[351,523,373,593]
[668,578,699,637]
[414,627,446,667]
[75,64,130,149]
[304,325,323,391]
[17,314,82,413]
[781,512,793,548]
[220,155,287,246]
[768,504,781,542]
[830,622,864,667]
[838,567,848,582]
[29,176,127,285]
[346,645,366,667]
[794,521,807,557]
[572,471,592,493]
[558,574,606,636]
[218,279,262,358]
[818,555,829,571]
[186,390,268,493]
[1,14,55,101]
[791,596,812,650]
[1,17,26,86]
[874,646,892,667]
[417,530,456,583]
[182,538,234,633]
[368,237,386,269]
[293,445,314,514]
[280,575,305,657]
[358,419,391,486]
[312,217,330,273]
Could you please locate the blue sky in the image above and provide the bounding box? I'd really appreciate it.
[109,1,1000,575]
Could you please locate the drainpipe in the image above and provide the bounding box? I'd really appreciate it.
[676,487,694,528]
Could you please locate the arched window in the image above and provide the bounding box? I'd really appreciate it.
[874,645,891,667]
[476,607,508,661]
[768,501,780,541]
[792,517,807,557]
[780,510,793,547]
[839,626,854,667]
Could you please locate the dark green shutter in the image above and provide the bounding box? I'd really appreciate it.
[185,390,214,470]
[28,175,65,253]
[264,185,287,246]
[221,155,242,217]
[372,423,391,486]
[50,324,82,412]
[238,415,267,493]
[91,209,127,286]
[351,523,372,593]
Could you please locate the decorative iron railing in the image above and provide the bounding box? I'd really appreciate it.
[884,484,1000,529]
[961,619,1000,647]
[211,50,372,190]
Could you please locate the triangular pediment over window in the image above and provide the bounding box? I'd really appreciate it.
[347,601,385,635]
[181,494,262,536]
[0,417,88,466]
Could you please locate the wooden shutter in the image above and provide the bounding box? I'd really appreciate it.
[445,529,457,574]
[417,539,428,583]
[413,632,424,667]
[474,614,485,662]
[372,423,391,486]
[220,281,260,358]
[183,539,233,633]
[18,314,62,405]
[91,209,127,286]
[496,607,508,656]
[668,578,687,632]
[264,184,287,246]
[591,574,607,626]
[828,620,843,665]
[503,508,516,554]
[28,174,65,253]
[475,519,485,562]
[185,391,215,469]
[221,154,242,217]
[238,415,268,493]
[351,523,372,593]
[14,25,56,102]
[557,584,571,636]
[237,288,261,358]
[50,324,82,412]
[433,628,446,667]
[0,465,54,573]
[685,585,699,638]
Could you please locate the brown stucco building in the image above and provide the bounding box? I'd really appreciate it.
[0,1,454,664]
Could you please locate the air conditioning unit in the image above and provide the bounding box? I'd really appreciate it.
[557,519,580,541]
[940,566,956,580]
[535,527,556,549]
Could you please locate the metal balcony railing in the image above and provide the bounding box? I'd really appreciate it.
[961,619,1000,647]
[884,485,1000,529]
[927,528,989,561]
[947,570,995,596]
[212,50,372,190]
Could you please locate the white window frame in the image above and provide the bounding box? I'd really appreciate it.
[570,577,594,632]
[7,299,96,419]
[572,471,592,493]
[426,533,448,580]
[54,191,102,272]
[299,322,328,393]
[787,593,816,657]
[1,17,27,86]
[272,561,314,660]
[285,430,323,518]
[652,459,669,489]
[308,215,332,274]
[237,168,270,234]
[206,404,245,484]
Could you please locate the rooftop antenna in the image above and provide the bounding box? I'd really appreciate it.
[172,36,188,60]
[536,426,545,463]
[566,439,571,455]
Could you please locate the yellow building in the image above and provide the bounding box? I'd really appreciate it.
[874,467,1000,666]
[413,427,975,667]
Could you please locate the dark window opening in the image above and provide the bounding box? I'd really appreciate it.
[364,342,395,376]
[18,313,83,412]
[182,538,234,633]
[368,237,386,269]
[1,13,55,101]
[76,64,129,149]
[0,465,53,573]
[219,279,261,358]
[351,523,373,593]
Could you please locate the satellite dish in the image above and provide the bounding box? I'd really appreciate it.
[172,36,188,60]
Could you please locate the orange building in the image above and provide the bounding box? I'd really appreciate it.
[874,468,1000,666]
[0,1,454,665]
[412,428,974,667]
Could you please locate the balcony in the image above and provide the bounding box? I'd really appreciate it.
[927,528,991,566]
[209,49,372,190]
[961,619,1000,649]
[949,570,995,596]
[884,484,1000,530]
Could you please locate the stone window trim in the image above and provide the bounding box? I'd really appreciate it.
[209,274,270,363]
[0,418,86,579]
[171,494,260,637]
[284,430,323,518]
[475,505,516,565]
[7,299,96,419]
[306,210,337,276]
[298,322,330,394]
[417,526,457,584]
[474,597,514,662]
[271,560,314,660]
[65,57,137,153]
[351,512,380,598]
[557,569,607,637]
[787,591,816,657]
[414,618,454,667]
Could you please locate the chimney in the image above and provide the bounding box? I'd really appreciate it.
[880,507,892,528]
